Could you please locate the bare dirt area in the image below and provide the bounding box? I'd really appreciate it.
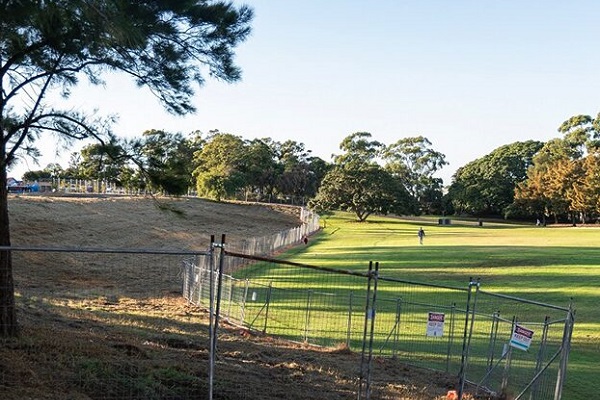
[1,194,482,399]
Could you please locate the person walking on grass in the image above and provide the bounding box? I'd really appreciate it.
[418,227,425,245]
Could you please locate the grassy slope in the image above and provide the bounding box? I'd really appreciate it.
[283,213,599,400]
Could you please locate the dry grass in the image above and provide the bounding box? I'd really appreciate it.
[1,194,487,399]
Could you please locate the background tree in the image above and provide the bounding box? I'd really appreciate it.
[510,113,600,223]
[305,156,330,199]
[310,132,413,221]
[448,141,543,216]
[511,138,578,222]
[335,132,383,166]
[557,113,600,155]
[567,154,600,223]
[311,163,411,222]
[383,136,447,214]
[242,138,279,201]
[274,140,322,204]
[22,163,63,182]
[76,143,127,186]
[511,168,552,223]
[193,132,247,201]
[0,1,253,336]
[129,130,198,196]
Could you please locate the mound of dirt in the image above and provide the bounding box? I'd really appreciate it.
[8,194,301,249]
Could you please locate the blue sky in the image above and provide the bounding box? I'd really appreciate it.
[12,0,600,183]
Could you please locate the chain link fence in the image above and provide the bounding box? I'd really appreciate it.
[0,202,574,399]
[185,242,575,400]
[2,246,210,400]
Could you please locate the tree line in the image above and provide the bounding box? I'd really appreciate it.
[21,112,600,226]
[449,112,600,225]
[20,130,447,216]
[21,129,330,203]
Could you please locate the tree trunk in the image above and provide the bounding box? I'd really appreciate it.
[0,164,18,337]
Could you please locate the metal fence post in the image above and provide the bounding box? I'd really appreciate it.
[210,233,227,400]
[530,315,550,400]
[502,316,517,394]
[486,311,500,374]
[358,261,374,400]
[208,235,216,400]
[554,304,575,400]
[446,302,456,373]
[458,277,480,399]
[212,234,226,357]
[365,262,379,400]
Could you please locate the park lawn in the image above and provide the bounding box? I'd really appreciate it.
[280,212,600,400]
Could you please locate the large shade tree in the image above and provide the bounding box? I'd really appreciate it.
[0,1,253,336]
[75,142,127,184]
[192,132,247,201]
[274,140,326,203]
[448,140,543,216]
[511,113,600,223]
[129,129,200,195]
[383,136,447,214]
[310,132,414,221]
[242,138,280,200]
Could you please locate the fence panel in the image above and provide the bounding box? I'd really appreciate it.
[465,289,573,399]
[373,277,469,375]
[192,252,371,349]
[184,249,575,400]
[3,247,210,400]
[223,207,321,273]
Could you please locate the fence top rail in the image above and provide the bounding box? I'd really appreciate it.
[223,249,372,279]
[0,246,210,256]
[478,289,571,313]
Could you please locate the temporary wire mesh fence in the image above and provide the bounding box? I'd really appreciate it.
[1,247,210,400]
[0,240,574,399]
[222,207,321,273]
[463,288,574,400]
[185,247,575,400]
[372,276,470,375]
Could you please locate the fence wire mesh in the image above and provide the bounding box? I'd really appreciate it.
[464,288,573,400]
[2,247,210,400]
[185,248,574,400]
[373,277,469,375]
[1,234,574,400]
[189,251,371,349]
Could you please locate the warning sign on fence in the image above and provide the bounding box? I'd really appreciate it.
[510,324,534,351]
[426,312,445,337]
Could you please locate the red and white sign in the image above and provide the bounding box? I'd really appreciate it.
[510,324,534,351]
[426,312,445,337]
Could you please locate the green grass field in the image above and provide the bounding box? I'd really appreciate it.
[278,212,599,400]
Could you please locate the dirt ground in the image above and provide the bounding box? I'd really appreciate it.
[0,194,489,400]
